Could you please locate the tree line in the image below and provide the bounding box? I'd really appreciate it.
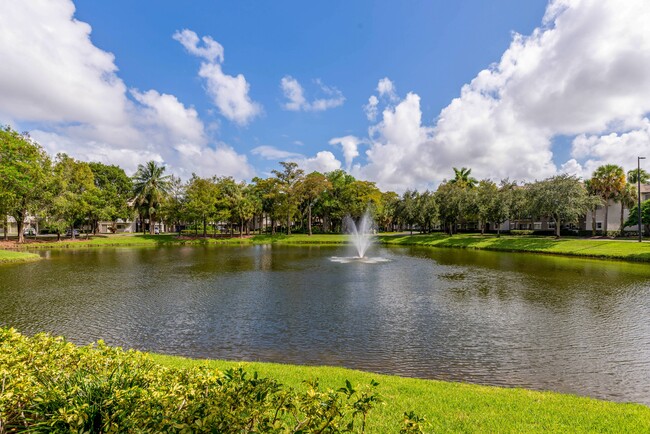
[1,126,649,243]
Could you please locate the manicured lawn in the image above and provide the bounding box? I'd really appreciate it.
[377,233,650,261]
[4,232,650,262]
[6,233,251,249]
[151,353,650,433]
[0,249,40,264]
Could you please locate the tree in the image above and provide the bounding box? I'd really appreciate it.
[435,182,464,235]
[88,162,133,234]
[590,164,626,234]
[297,172,330,236]
[272,162,304,235]
[627,168,650,185]
[375,191,400,232]
[159,175,186,235]
[397,190,419,234]
[132,161,172,234]
[490,180,516,237]
[449,167,478,189]
[526,175,595,238]
[475,180,498,235]
[0,126,51,243]
[624,199,650,236]
[415,190,437,233]
[185,175,219,237]
[617,184,637,235]
[51,154,96,239]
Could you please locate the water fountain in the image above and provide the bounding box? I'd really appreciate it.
[343,211,373,258]
[330,210,389,264]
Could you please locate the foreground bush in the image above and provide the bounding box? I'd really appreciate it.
[0,329,420,433]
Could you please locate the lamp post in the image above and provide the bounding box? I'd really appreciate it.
[638,156,646,243]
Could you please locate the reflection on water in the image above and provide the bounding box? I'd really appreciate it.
[2,244,650,405]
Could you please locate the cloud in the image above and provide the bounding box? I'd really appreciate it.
[251,145,303,160]
[355,0,650,191]
[0,1,254,180]
[363,95,379,121]
[376,77,398,101]
[0,0,127,125]
[172,29,224,63]
[251,144,342,174]
[175,29,262,126]
[280,76,345,112]
[329,135,364,171]
[294,151,342,173]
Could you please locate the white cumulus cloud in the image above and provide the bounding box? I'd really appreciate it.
[329,136,364,172]
[0,1,254,180]
[175,29,262,126]
[355,0,650,192]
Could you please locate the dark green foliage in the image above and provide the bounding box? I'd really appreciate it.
[0,328,385,433]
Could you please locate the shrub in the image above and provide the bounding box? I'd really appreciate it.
[509,230,535,235]
[0,328,389,433]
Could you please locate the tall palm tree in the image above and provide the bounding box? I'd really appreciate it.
[627,168,650,185]
[132,161,172,234]
[590,164,626,235]
[449,167,478,188]
[617,184,637,235]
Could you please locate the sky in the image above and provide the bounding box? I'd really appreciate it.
[2,0,650,192]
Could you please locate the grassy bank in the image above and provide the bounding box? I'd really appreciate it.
[3,327,648,433]
[4,232,650,262]
[0,249,40,264]
[377,233,650,262]
[151,353,650,433]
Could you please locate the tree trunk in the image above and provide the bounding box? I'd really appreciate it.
[555,218,561,238]
[203,217,207,237]
[17,215,25,244]
[271,217,275,235]
[70,223,75,240]
[3,215,8,241]
[308,206,312,236]
[603,202,609,235]
[240,222,244,238]
[287,213,291,235]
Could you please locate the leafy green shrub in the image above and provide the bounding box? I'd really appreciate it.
[0,328,392,433]
[509,230,535,235]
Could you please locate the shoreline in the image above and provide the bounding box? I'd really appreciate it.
[2,327,649,432]
[3,232,650,264]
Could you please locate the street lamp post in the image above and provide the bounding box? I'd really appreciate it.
[638,156,646,243]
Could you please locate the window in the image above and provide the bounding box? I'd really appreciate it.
[548,221,556,229]
[533,222,542,230]
[596,222,603,230]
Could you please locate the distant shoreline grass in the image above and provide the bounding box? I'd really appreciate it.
[0,249,40,264]
[2,232,650,263]
[151,352,650,433]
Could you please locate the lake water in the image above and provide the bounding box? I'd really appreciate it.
[2,244,650,405]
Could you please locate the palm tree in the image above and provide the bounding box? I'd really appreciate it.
[627,168,650,185]
[449,167,478,188]
[590,164,626,235]
[617,184,637,235]
[132,161,172,234]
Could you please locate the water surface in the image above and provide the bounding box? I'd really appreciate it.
[2,244,650,404]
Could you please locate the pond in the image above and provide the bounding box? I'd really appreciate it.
[2,244,650,405]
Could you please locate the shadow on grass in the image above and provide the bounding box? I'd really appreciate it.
[483,236,562,251]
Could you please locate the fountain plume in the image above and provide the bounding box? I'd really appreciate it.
[343,210,374,258]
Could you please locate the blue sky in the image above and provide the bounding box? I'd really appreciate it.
[2,0,650,191]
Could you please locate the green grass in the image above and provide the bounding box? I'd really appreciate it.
[9,233,251,249]
[377,233,650,261]
[0,249,40,264]
[151,353,650,433]
[5,232,650,263]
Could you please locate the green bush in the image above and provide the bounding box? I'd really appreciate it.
[509,230,535,235]
[0,328,396,433]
